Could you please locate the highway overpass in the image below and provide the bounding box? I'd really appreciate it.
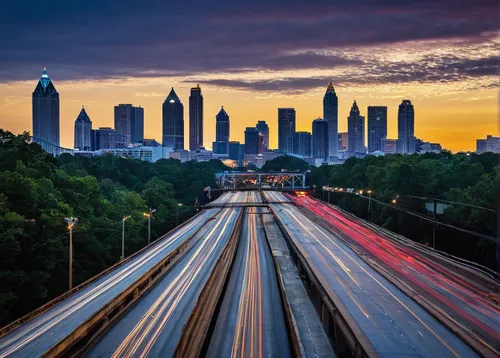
[0,191,498,357]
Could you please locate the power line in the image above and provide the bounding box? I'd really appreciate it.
[356,194,499,244]
[398,194,496,213]
[322,187,498,243]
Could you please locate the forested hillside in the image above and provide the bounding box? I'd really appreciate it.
[0,130,228,325]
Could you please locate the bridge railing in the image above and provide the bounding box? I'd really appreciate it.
[0,211,213,356]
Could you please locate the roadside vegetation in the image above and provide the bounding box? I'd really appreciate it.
[0,130,229,325]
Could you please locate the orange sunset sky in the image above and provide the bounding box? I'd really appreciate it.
[1,1,498,152]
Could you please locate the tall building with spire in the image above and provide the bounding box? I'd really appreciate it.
[189,84,203,151]
[162,88,184,150]
[323,80,338,158]
[347,100,365,154]
[278,108,296,153]
[32,68,60,151]
[215,106,230,153]
[397,100,415,154]
[74,106,92,151]
[256,120,269,151]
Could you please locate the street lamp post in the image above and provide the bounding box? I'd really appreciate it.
[64,217,78,291]
[368,190,372,211]
[143,209,156,245]
[122,215,131,260]
[176,203,183,227]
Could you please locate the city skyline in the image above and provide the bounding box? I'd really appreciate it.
[1,1,498,152]
[26,70,497,157]
[12,68,498,153]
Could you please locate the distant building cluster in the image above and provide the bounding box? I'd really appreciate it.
[33,69,498,166]
[476,135,500,154]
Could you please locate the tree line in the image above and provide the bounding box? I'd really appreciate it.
[262,153,499,269]
[0,130,229,326]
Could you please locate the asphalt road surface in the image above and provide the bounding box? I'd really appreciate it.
[87,208,241,358]
[271,202,478,358]
[293,194,500,355]
[207,207,290,357]
[0,209,219,358]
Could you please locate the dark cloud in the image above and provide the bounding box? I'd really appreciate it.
[0,0,497,84]
[192,55,500,93]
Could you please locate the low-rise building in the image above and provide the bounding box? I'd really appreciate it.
[476,135,500,153]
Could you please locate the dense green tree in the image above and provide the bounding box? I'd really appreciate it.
[260,156,311,172]
[308,152,499,269]
[0,130,227,325]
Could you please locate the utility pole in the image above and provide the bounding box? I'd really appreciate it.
[122,215,131,260]
[328,189,331,204]
[64,217,78,291]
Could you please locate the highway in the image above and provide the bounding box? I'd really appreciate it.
[271,201,478,357]
[87,207,241,357]
[263,190,292,203]
[292,195,500,355]
[209,190,262,205]
[0,208,219,358]
[207,207,290,357]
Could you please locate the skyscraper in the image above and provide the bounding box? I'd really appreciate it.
[338,132,348,152]
[114,104,144,147]
[294,131,312,157]
[323,80,338,158]
[367,106,387,153]
[229,141,242,160]
[189,84,203,151]
[278,108,296,153]
[244,127,260,154]
[212,141,228,154]
[256,120,269,151]
[312,118,328,159]
[397,100,415,154]
[347,100,365,154]
[114,104,132,148]
[258,133,264,154]
[74,106,92,151]
[96,127,117,150]
[131,106,144,143]
[162,88,184,150]
[32,68,60,150]
[215,106,230,153]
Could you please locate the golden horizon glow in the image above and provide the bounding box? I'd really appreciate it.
[1,34,498,153]
[1,77,497,153]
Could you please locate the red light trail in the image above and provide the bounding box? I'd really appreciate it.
[291,195,500,353]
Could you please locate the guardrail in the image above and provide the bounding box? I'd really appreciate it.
[269,206,372,358]
[303,199,499,358]
[0,211,219,358]
[174,208,244,357]
[47,213,217,357]
[0,211,211,340]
